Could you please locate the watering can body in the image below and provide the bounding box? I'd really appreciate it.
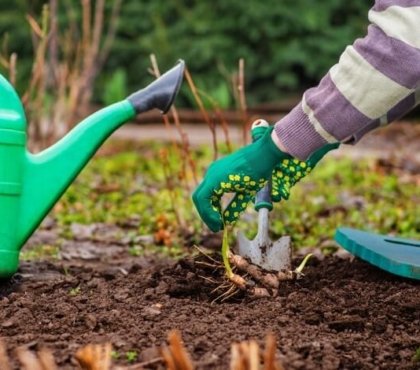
[0,60,185,278]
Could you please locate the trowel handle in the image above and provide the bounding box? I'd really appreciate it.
[250,119,273,212]
[255,181,273,212]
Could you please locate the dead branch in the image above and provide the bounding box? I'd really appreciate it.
[161,330,194,370]
[0,340,12,370]
[230,340,259,370]
[98,0,123,67]
[150,54,198,192]
[237,59,249,145]
[9,53,17,86]
[15,346,58,370]
[230,336,284,370]
[184,67,219,160]
[48,0,58,84]
[159,148,184,228]
[75,343,112,370]
[263,334,284,370]
[38,348,58,370]
[196,87,232,153]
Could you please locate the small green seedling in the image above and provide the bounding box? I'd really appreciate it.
[126,350,138,363]
[111,350,120,360]
[69,286,81,296]
[222,226,233,278]
[20,244,60,261]
[413,347,420,363]
[128,246,142,257]
[295,253,313,275]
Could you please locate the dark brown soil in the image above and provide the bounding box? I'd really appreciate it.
[1,247,419,369]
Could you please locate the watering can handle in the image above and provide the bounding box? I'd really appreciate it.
[251,120,273,212]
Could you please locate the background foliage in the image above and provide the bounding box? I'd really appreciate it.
[0,0,371,106]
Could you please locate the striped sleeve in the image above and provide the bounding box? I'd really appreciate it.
[274,0,420,160]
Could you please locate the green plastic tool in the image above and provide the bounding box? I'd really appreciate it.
[335,227,420,280]
[0,60,185,278]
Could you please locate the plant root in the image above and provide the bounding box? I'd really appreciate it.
[229,254,280,289]
[190,247,311,302]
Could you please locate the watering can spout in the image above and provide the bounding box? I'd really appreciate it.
[0,60,184,277]
[127,60,185,114]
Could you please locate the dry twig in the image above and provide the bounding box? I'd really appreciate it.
[0,340,12,370]
[75,343,112,370]
[161,330,194,370]
[15,346,58,370]
[237,59,249,145]
[184,67,219,160]
[230,335,284,370]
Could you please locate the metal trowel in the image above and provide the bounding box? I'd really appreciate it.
[236,120,292,272]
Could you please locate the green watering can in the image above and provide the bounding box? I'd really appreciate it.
[0,60,185,278]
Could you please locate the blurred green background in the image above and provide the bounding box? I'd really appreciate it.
[0,0,371,107]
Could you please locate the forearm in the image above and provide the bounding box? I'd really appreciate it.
[274,0,420,160]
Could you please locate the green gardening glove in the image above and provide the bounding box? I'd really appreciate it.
[192,126,292,232]
[271,142,340,202]
[250,121,339,203]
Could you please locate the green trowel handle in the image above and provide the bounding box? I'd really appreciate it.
[255,181,273,211]
[251,121,273,212]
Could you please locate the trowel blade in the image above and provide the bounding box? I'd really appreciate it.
[237,231,292,272]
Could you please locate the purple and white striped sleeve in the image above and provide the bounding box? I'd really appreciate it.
[274,0,420,160]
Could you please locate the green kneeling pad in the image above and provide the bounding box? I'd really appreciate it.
[334,227,420,280]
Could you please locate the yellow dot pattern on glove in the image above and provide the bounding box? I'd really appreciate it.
[271,158,314,202]
[210,172,268,225]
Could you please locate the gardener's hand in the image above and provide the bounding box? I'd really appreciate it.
[250,121,339,203]
[192,127,291,232]
[271,143,340,202]
[271,142,340,202]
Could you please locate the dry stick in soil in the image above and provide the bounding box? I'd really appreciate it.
[231,340,260,370]
[15,346,58,370]
[24,6,49,149]
[71,0,121,127]
[159,148,184,229]
[149,56,187,189]
[161,330,194,370]
[150,54,198,191]
[263,334,285,370]
[196,87,232,153]
[184,67,219,160]
[0,340,12,370]
[11,1,121,150]
[0,37,17,86]
[231,336,284,370]
[78,0,121,110]
[234,58,249,145]
[75,343,112,370]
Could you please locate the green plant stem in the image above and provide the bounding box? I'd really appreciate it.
[222,225,233,278]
